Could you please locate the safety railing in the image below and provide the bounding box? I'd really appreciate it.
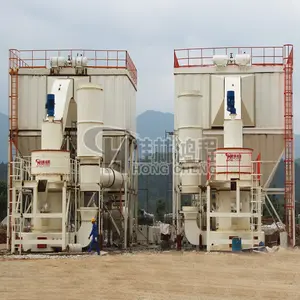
[11,156,79,184]
[11,156,32,181]
[174,46,285,68]
[9,49,137,86]
[207,150,261,181]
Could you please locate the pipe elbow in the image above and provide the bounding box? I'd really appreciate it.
[182,207,201,246]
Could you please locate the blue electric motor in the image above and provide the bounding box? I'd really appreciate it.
[46,94,55,117]
[226,90,236,115]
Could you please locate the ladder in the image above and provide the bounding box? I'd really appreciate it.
[250,171,262,248]
[8,63,19,252]
[9,69,18,132]
[11,189,24,254]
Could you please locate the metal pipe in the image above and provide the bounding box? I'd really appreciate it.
[124,135,128,249]
[62,181,67,251]
[134,143,139,243]
[172,133,176,228]
[206,185,211,252]
[98,158,102,249]
[6,141,11,251]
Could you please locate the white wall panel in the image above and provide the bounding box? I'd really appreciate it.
[91,75,136,134]
[255,73,284,129]
[18,75,47,129]
[18,74,136,134]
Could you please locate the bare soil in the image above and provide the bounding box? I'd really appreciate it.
[0,248,300,300]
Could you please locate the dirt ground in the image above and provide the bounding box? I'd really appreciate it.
[1,248,300,300]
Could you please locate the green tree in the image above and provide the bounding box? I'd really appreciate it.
[0,180,7,221]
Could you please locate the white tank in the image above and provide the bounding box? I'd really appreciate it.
[41,121,63,150]
[50,57,67,68]
[214,148,253,181]
[31,150,71,180]
[177,91,202,129]
[212,55,229,67]
[76,84,104,158]
[177,91,202,162]
[72,56,88,67]
[235,54,251,66]
[177,91,202,193]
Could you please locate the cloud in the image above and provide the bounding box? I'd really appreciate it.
[0,0,299,131]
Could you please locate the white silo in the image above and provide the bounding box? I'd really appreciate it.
[176,91,203,194]
[76,83,125,248]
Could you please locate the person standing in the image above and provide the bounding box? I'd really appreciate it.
[88,217,100,255]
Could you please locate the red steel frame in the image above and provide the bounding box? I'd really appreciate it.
[283,45,294,246]
[7,48,137,250]
[174,45,295,246]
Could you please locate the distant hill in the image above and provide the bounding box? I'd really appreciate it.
[136,110,174,140]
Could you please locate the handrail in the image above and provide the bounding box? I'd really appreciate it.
[9,49,137,86]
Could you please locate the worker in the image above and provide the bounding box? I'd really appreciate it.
[88,217,100,255]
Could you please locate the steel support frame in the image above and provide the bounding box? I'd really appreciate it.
[100,130,138,249]
[10,167,76,253]
[283,44,295,246]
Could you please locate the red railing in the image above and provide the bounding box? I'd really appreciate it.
[9,49,137,85]
[207,150,256,181]
[174,46,284,68]
[207,151,262,183]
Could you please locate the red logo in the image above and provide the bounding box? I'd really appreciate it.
[225,153,241,161]
[36,159,50,167]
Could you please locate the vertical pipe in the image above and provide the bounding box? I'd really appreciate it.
[19,188,23,255]
[129,139,134,245]
[62,181,67,250]
[134,143,138,243]
[32,185,38,228]
[206,185,211,252]
[124,135,128,249]
[11,187,16,254]
[172,134,176,228]
[199,189,202,230]
[74,160,78,239]
[236,182,240,213]
[99,158,103,249]
[6,142,11,251]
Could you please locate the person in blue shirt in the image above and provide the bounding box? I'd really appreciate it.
[88,217,100,255]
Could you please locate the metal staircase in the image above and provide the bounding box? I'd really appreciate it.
[250,165,262,248]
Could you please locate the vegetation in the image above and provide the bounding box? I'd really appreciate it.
[0,181,7,221]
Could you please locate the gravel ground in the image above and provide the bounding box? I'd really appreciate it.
[1,248,300,300]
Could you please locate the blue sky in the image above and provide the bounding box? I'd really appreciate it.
[1,0,300,131]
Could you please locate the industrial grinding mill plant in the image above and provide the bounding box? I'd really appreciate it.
[172,45,295,250]
[8,49,138,253]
